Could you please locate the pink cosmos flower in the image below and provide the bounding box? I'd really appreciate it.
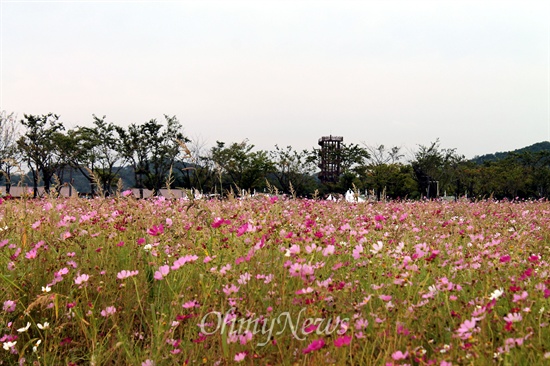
[219,264,232,275]
[3,300,16,313]
[334,335,352,347]
[392,350,409,360]
[301,264,314,277]
[234,352,247,362]
[456,318,477,339]
[238,272,251,285]
[303,323,318,334]
[100,306,116,317]
[211,217,230,228]
[182,300,200,309]
[288,244,301,256]
[352,244,363,260]
[203,256,214,263]
[74,274,90,285]
[239,331,253,345]
[117,270,139,280]
[237,223,250,236]
[25,247,38,259]
[154,265,170,280]
[499,255,511,263]
[57,267,69,276]
[289,263,302,277]
[302,339,325,354]
[222,284,239,296]
[355,318,368,330]
[504,313,522,323]
[528,255,540,263]
[171,255,199,270]
[295,287,314,295]
[147,224,164,236]
[322,245,335,256]
[512,291,528,303]
[7,262,15,271]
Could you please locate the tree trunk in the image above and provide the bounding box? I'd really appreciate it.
[32,169,39,198]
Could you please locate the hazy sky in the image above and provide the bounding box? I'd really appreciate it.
[1,0,549,159]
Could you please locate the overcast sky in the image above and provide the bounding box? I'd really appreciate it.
[1,0,549,159]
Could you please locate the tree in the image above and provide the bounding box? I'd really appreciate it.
[411,139,463,199]
[118,115,188,196]
[70,116,127,195]
[359,145,409,200]
[364,144,404,166]
[451,160,481,198]
[527,151,550,198]
[17,114,67,197]
[269,145,318,196]
[0,111,19,194]
[176,136,217,194]
[211,140,274,193]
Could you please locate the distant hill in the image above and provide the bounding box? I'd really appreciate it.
[471,141,550,164]
[7,161,198,194]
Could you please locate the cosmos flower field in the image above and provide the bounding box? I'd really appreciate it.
[1,195,549,365]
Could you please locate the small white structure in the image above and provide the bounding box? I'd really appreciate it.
[345,189,366,202]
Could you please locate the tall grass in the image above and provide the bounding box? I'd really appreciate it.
[0,195,549,365]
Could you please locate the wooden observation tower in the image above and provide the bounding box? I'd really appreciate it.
[318,135,343,183]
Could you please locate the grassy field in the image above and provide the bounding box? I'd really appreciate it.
[0,194,549,365]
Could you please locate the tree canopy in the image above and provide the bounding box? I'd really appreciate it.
[3,110,549,200]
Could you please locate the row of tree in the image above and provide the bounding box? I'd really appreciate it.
[1,111,549,200]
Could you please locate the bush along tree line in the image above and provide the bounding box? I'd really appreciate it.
[1,111,550,200]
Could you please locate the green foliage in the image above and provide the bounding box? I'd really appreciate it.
[16,114,67,197]
[69,115,127,196]
[118,116,188,196]
[269,145,319,197]
[358,145,418,200]
[6,108,550,200]
[211,140,274,193]
[411,139,464,199]
[471,141,550,164]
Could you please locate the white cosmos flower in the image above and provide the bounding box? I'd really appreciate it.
[370,241,383,254]
[17,322,31,333]
[489,288,504,300]
[42,286,51,293]
[37,322,49,330]
[33,339,42,352]
[3,341,16,350]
